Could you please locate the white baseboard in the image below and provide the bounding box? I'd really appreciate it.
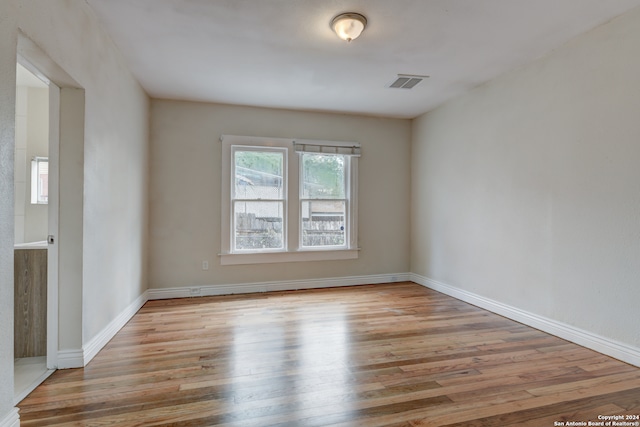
[56,291,149,369]
[411,273,640,368]
[0,408,19,427]
[55,275,410,369]
[56,348,84,369]
[50,273,640,370]
[82,290,149,366]
[148,273,411,300]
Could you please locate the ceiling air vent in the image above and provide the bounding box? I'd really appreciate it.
[389,74,429,89]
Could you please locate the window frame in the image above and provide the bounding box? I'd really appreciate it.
[220,135,359,265]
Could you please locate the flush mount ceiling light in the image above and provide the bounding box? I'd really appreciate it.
[331,13,367,42]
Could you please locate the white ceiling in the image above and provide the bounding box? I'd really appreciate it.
[85,0,640,119]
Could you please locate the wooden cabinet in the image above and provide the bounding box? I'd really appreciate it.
[14,248,47,358]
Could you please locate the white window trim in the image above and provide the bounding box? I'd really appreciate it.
[220,135,359,265]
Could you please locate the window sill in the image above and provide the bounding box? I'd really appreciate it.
[219,249,359,265]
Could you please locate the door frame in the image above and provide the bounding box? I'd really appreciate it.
[17,32,86,374]
[16,55,59,371]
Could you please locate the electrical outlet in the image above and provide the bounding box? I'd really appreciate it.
[202,260,209,270]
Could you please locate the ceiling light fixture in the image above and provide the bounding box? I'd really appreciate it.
[331,13,367,42]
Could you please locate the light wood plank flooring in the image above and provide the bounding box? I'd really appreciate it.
[18,283,640,426]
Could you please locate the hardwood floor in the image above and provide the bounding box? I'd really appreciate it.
[18,283,640,426]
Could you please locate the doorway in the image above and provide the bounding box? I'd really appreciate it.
[13,61,56,403]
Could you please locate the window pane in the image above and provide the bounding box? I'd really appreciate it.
[302,154,345,199]
[302,200,345,247]
[30,157,48,204]
[234,201,284,250]
[235,150,284,199]
[38,160,48,203]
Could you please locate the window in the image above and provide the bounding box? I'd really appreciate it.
[233,147,286,251]
[300,153,348,248]
[220,135,359,265]
[30,156,48,204]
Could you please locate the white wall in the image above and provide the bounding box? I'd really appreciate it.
[14,86,48,244]
[13,85,27,244]
[0,0,18,420]
[0,0,149,421]
[16,1,149,345]
[412,7,640,350]
[149,100,411,289]
[23,87,48,243]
